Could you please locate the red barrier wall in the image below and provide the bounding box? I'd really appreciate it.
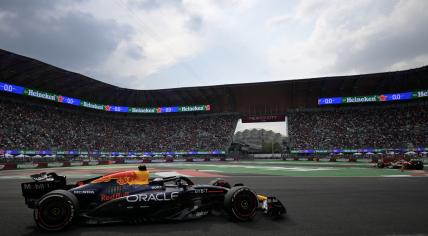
[37,162,48,168]
[98,160,111,165]
[3,163,17,170]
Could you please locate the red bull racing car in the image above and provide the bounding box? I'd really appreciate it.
[21,166,286,231]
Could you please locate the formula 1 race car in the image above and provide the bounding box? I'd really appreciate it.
[376,158,424,170]
[21,165,286,231]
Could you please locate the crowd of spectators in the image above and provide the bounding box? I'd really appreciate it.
[288,102,428,150]
[0,100,238,152]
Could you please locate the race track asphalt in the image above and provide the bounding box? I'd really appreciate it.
[1,176,428,236]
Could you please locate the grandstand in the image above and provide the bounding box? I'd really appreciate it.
[0,49,428,157]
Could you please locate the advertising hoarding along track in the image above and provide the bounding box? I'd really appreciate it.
[0,81,210,114]
[318,90,428,105]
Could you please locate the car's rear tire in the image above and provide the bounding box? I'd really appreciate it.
[224,186,258,221]
[34,190,78,231]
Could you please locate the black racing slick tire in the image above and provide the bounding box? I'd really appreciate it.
[34,190,79,231]
[224,186,258,221]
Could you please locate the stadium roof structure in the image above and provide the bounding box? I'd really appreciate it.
[1,48,428,115]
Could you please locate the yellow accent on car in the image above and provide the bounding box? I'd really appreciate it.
[257,194,267,201]
[91,170,149,185]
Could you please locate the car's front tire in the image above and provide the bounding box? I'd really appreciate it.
[34,190,78,231]
[224,186,258,221]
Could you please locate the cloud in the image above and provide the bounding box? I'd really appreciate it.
[0,0,133,71]
[266,0,428,79]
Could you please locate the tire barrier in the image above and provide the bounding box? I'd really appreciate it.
[220,157,226,161]
[307,157,314,161]
[294,157,299,161]
[165,157,174,163]
[204,157,210,162]
[115,159,125,164]
[143,158,151,163]
[82,161,89,166]
[314,157,320,162]
[186,157,193,162]
[329,157,337,162]
[348,157,357,162]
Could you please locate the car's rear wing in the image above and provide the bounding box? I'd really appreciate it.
[21,172,72,208]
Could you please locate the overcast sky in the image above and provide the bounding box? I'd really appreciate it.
[1,0,427,135]
[1,0,427,90]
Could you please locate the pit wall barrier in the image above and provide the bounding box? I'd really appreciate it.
[1,157,247,171]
